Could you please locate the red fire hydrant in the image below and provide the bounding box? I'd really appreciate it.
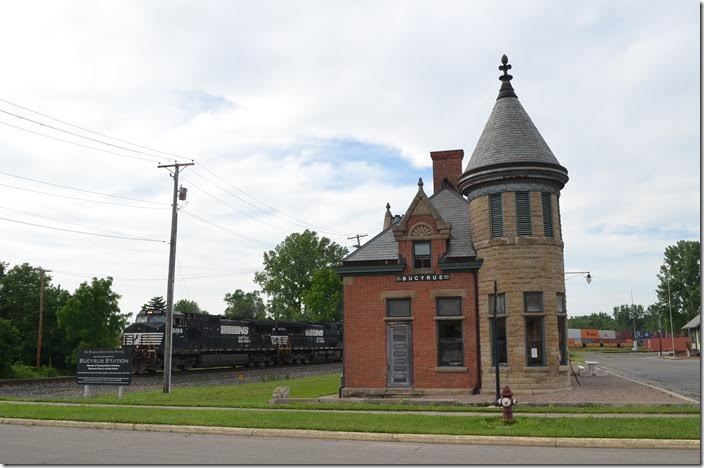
[498,386,516,423]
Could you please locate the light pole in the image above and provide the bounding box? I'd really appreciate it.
[666,270,676,357]
[492,280,500,403]
[657,309,663,357]
[631,290,637,351]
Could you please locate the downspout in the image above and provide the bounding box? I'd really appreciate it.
[472,270,481,394]
[338,275,346,398]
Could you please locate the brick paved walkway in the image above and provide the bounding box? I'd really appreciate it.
[451,374,693,405]
[329,373,695,406]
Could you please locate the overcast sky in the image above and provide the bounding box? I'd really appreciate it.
[0,0,699,320]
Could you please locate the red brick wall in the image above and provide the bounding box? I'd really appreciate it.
[343,269,478,390]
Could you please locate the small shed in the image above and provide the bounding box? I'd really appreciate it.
[681,313,700,355]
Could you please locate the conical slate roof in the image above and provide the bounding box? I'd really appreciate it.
[458,55,568,198]
[464,97,561,172]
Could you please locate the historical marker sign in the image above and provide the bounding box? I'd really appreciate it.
[76,348,131,386]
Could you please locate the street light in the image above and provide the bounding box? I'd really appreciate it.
[666,269,676,357]
[566,271,592,284]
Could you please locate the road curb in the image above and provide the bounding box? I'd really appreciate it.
[1,418,698,450]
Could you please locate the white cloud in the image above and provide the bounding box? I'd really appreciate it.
[0,0,697,319]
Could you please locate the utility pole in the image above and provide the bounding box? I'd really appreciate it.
[347,234,368,249]
[36,267,51,368]
[158,161,194,393]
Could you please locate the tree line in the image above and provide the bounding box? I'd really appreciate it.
[568,241,700,335]
[0,229,347,377]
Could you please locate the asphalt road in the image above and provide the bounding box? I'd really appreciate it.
[581,351,701,401]
[0,425,700,465]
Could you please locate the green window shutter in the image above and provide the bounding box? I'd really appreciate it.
[516,192,531,236]
[542,193,553,237]
[489,193,503,238]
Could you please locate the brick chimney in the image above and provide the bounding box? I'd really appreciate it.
[430,149,464,194]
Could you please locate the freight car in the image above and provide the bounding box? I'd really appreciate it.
[122,308,343,373]
[567,328,633,348]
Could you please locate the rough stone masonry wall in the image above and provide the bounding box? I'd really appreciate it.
[470,192,570,393]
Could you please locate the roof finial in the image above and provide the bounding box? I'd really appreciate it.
[418,177,424,187]
[499,55,512,81]
[497,54,517,100]
[383,202,393,229]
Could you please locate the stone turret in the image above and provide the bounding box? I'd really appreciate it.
[459,55,571,393]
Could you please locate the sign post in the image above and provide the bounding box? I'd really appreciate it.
[76,349,131,397]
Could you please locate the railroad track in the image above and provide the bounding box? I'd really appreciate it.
[0,376,74,387]
[0,361,341,389]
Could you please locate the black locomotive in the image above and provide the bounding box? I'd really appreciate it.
[122,308,343,373]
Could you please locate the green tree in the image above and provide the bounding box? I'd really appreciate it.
[655,240,701,331]
[57,277,128,366]
[0,262,73,369]
[567,312,616,330]
[0,318,21,377]
[254,230,348,321]
[224,289,266,319]
[141,296,166,312]
[174,299,204,314]
[612,304,645,331]
[302,268,343,322]
[0,263,41,364]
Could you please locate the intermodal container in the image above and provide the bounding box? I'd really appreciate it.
[616,330,633,341]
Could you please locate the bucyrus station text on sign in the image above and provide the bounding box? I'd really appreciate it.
[76,348,131,386]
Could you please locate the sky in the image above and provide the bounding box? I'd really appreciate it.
[0,0,699,320]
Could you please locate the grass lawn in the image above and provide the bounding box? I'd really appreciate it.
[0,402,699,439]
[1,373,698,414]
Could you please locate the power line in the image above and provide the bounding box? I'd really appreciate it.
[0,120,160,163]
[0,183,169,210]
[194,164,351,236]
[0,97,189,160]
[0,169,168,206]
[0,97,348,236]
[0,107,167,162]
[0,216,167,243]
[181,211,275,249]
[51,268,258,281]
[182,175,294,234]
[0,205,136,236]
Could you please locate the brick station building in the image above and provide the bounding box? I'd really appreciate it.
[337,56,572,397]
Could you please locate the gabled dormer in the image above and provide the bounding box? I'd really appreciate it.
[392,178,452,272]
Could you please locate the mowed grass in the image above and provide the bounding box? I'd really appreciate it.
[2,372,698,414]
[79,373,339,407]
[0,403,699,439]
